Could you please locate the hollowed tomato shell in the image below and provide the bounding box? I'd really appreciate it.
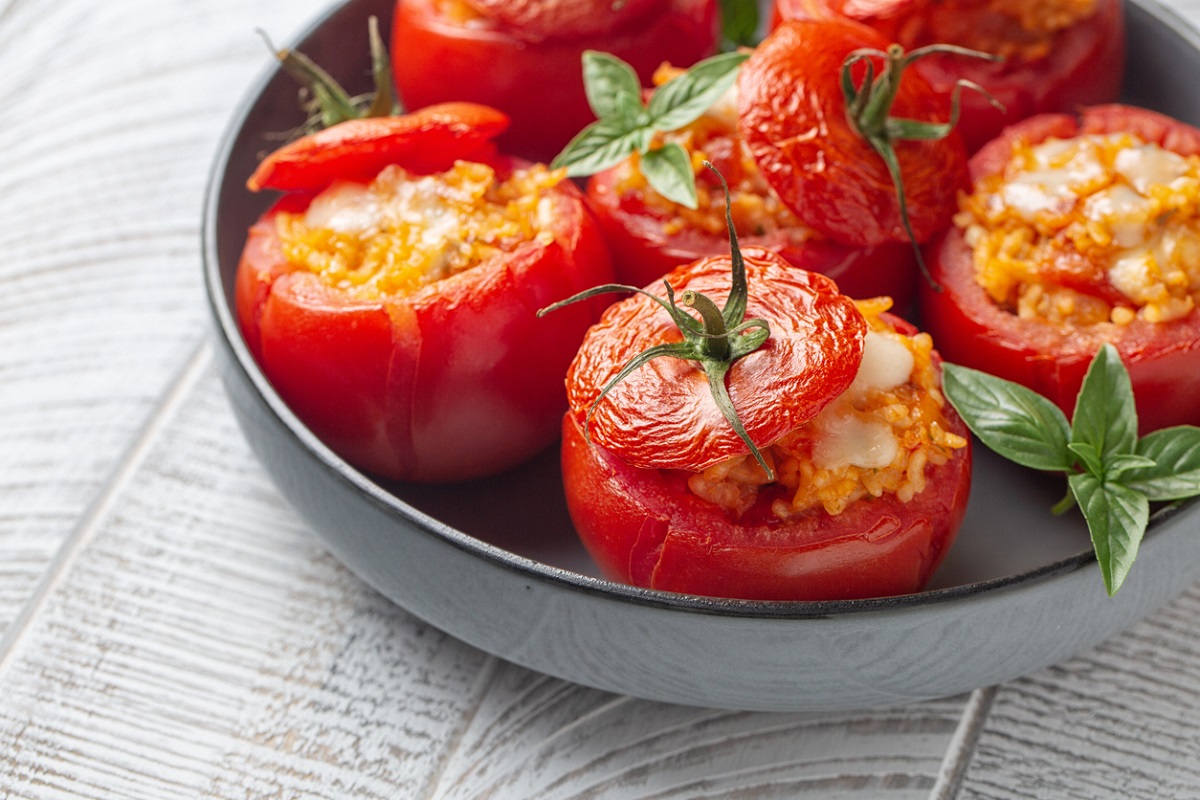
[585,162,922,310]
[236,107,615,482]
[561,311,973,602]
[920,105,1200,434]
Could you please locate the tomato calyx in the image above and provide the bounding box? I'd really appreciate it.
[541,165,775,477]
[264,15,401,134]
[841,42,1000,284]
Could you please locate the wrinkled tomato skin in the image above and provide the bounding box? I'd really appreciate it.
[771,0,1125,152]
[237,156,614,483]
[391,0,720,163]
[585,166,921,310]
[920,105,1200,434]
[738,19,969,249]
[560,385,973,602]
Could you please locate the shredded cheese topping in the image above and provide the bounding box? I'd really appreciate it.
[275,161,566,300]
[957,132,1200,325]
[610,65,812,244]
[897,0,1098,61]
[686,298,967,520]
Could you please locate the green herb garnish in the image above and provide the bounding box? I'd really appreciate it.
[539,163,773,477]
[841,43,1000,284]
[943,344,1200,595]
[552,50,749,209]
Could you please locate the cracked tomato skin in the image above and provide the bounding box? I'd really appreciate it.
[737,19,969,249]
[561,254,971,600]
[567,250,868,472]
[771,0,1125,152]
[920,105,1200,435]
[585,142,922,309]
[391,0,719,163]
[236,104,615,482]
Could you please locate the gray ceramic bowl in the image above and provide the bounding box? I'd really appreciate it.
[204,0,1200,711]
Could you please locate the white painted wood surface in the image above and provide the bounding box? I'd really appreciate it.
[2,1,1200,797]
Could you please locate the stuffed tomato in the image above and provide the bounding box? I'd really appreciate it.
[738,19,970,249]
[586,61,920,306]
[391,0,719,163]
[772,0,1124,152]
[237,102,614,483]
[921,105,1200,434]
[561,248,971,601]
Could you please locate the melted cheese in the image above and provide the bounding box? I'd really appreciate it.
[686,300,967,519]
[276,161,565,299]
[958,132,1200,325]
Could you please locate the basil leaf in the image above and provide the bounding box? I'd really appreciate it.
[1104,453,1158,478]
[552,118,653,176]
[1067,441,1103,477]
[1069,472,1149,596]
[582,50,643,121]
[717,0,760,48]
[646,51,749,132]
[1125,426,1200,500]
[942,363,1073,472]
[1072,343,1138,461]
[639,142,699,209]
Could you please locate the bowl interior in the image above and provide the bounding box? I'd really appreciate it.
[207,0,1193,613]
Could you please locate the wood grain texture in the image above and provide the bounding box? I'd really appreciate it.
[0,0,327,635]
[960,586,1200,799]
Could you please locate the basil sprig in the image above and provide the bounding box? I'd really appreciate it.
[552,50,749,209]
[943,344,1200,596]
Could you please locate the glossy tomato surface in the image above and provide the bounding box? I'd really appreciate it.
[738,19,969,248]
[562,412,972,601]
[921,104,1200,434]
[567,250,868,472]
[561,250,972,601]
[391,0,719,163]
[772,0,1125,152]
[585,138,922,308]
[236,106,614,482]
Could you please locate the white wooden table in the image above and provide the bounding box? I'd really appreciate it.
[3,1,1200,797]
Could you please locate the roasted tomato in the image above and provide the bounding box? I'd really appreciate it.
[391,0,720,163]
[586,64,921,307]
[772,0,1125,152]
[737,18,969,250]
[920,104,1200,434]
[237,103,614,482]
[560,248,972,601]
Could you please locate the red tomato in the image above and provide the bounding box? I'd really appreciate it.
[391,0,720,163]
[920,105,1200,434]
[237,104,615,482]
[246,102,509,192]
[584,108,922,308]
[737,19,969,249]
[771,0,1125,152]
[561,249,973,600]
[463,0,660,38]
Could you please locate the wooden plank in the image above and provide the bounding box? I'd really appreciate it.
[0,355,494,798]
[0,0,328,634]
[957,587,1200,798]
